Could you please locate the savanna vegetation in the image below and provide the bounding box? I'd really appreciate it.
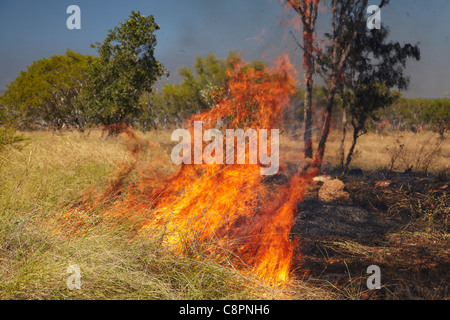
[0,3,448,300]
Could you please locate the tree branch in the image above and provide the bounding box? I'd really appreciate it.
[289,30,304,50]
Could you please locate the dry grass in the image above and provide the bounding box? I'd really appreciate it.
[1,128,447,300]
[282,129,449,175]
[0,129,333,300]
[322,130,449,174]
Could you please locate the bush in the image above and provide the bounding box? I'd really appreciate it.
[0,128,27,150]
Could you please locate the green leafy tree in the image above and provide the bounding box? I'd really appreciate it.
[140,51,245,131]
[0,50,94,131]
[421,98,450,138]
[381,97,449,135]
[169,51,234,113]
[84,11,166,134]
[311,0,390,168]
[337,26,420,174]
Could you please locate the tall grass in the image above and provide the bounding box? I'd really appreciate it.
[0,130,332,300]
[2,128,446,300]
[0,128,28,151]
[307,130,449,174]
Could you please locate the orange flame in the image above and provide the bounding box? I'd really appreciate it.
[60,54,315,285]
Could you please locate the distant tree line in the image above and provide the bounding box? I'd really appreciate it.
[289,88,448,135]
[2,42,444,137]
[0,7,447,172]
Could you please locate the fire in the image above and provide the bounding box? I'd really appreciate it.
[60,54,315,285]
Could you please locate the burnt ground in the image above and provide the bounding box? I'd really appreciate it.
[290,170,449,300]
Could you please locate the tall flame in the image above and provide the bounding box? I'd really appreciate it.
[61,54,315,285]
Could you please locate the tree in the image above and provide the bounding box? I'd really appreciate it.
[313,0,368,167]
[286,85,329,136]
[305,0,394,169]
[421,98,450,138]
[84,11,166,134]
[162,52,230,118]
[287,0,321,159]
[141,51,254,131]
[286,0,390,166]
[337,26,420,174]
[0,50,94,131]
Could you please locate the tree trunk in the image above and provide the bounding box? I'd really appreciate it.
[302,12,317,159]
[142,92,153,135]
[339,110,347,169]
[287,0,319,159]
[313,76,338,168]
[303,69,314,159]
[343,125,360,175]
[141,119,148,135]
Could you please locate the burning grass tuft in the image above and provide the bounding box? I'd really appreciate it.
[0,129,329,300]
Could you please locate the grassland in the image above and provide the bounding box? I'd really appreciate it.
[0,129,448,299]
[281,129,449,175]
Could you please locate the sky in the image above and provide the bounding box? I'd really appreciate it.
[0,0,449,99]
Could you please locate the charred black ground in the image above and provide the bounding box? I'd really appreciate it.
[291,169,449,300]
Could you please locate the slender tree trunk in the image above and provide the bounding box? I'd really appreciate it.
[313,76,338,167]
[287,0,320,159]
[303,56,314,159]
[142,92,153,134]
[142,119,148,135]
[339,109,347,168]
[343,125,360,175]
[301,6,317,159]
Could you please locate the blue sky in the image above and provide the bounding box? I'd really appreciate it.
[1,0,449,99]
